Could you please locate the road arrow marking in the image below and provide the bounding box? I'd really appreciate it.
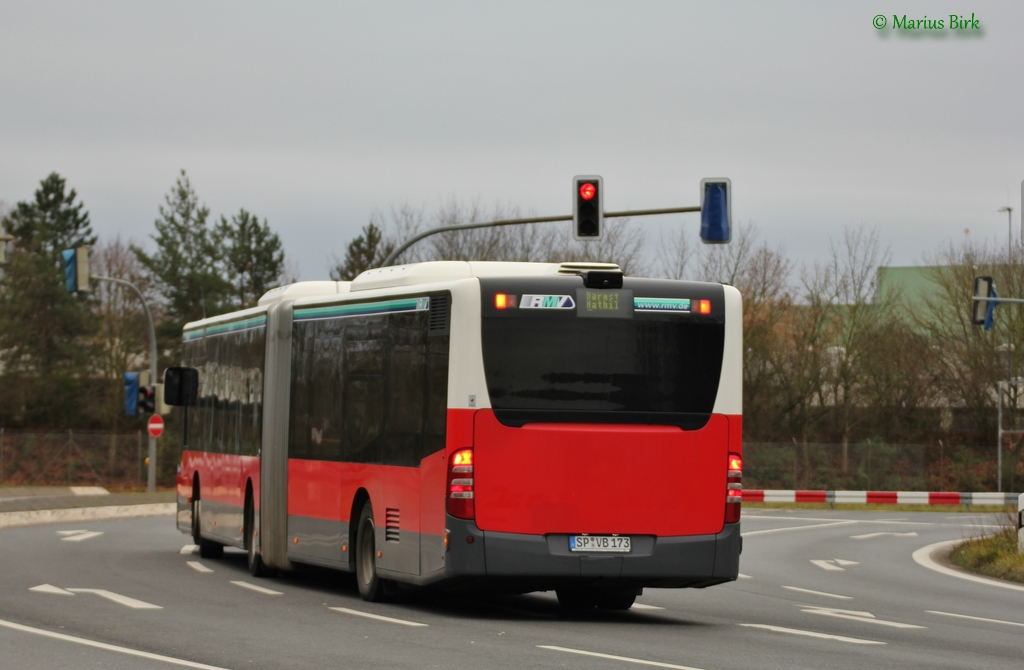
[851,532,919,540]
[29,584,74,595]
[739,624,885,645]
[811,560,845,571]
[801,606,925,628]
[66,588,162,609]
[61,531,104,542]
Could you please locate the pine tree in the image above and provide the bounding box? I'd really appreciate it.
[330,223,394,280]
[0,173,98,427]
[133,170,230,335]
[216,208,285,308]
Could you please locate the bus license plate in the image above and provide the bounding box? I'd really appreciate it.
[569,535,631,553]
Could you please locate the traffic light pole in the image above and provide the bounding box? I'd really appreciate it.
[92,274,158,493]
[380,205,700,267]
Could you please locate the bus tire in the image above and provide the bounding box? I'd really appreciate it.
[245,495,273,577]
[192,497,223,559]
[355,501,388,602]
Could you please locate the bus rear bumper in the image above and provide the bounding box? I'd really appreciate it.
[442,516,740,590]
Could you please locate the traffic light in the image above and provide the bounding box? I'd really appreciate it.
[573,175,604,241]
[139,385,156,414]
[699,178,732,244]
[61,246,91,292]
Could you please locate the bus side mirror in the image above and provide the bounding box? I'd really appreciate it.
[163,367,199,406]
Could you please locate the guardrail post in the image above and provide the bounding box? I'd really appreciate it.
[1018,493,1023,554]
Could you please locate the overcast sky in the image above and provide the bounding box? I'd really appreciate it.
[2,1,1021,278]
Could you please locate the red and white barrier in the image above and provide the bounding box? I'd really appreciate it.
[742,490,1019,506]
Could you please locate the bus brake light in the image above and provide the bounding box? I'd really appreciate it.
[448,448,475,519]
[726,452,742,523]
[699,299,712,315]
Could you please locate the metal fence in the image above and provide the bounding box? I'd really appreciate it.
[0,429,148,488]
[744,442,1021,493]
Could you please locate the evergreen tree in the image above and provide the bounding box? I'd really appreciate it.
[330,222,394,280]
[216,208,285,308]
[0,173,97,427]
[133,170,230,336]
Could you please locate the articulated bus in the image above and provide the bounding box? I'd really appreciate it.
[175,261,742,609]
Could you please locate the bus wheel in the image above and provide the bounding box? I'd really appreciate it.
[355,501,387,602]
[593,588,637,610]
[192,498,223,559]
[245,497,273,577]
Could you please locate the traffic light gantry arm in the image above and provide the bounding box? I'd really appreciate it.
[379,205,700,268]
[92,274,159,493]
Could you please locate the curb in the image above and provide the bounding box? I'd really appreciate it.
[0,503,175,529]
[911,539,1024,593]
[743,490,1019,505]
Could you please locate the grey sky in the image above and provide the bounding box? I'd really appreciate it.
[2,1,1021,278]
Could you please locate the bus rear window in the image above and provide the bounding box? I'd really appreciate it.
[479,278,725,429]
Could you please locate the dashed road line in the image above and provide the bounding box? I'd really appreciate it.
[61,531,104,542]
[737,573,752,579]
[0,617,230,669]
[329,607,428,627]
[738,623,885,645]
[782,586,852,600]
[927,610,1024,628]
[810,559,846,571]
[66,588,162,609]
[538,645,705,669]
[850,532,918,540]
[186,561,213,573]
[631,603,665,610]
[180,544,198,555]
[230,580,282,595]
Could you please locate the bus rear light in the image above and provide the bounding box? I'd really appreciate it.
[698,299,712,315]
[726,452,742,523]
[494,293,516,309]
[447,448,475,519]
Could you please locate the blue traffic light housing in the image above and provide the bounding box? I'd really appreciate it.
[124,372,139,416]
[700,178,732,244]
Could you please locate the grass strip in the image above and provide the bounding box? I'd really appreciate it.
[950,526,1024,584]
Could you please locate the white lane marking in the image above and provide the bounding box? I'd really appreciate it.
[66,588,162,610]
[631,603,665,610]
[329,607,428,627]
[743,521,857,537]
[737,573,752,579]
[180,544,198,554]
[538,645,705,669]
[0,617,230,669]
[230,580,282,595]
[833,559,859,566]
[926,610,1024,628]
[782,586,853,600]
[738,623,885,645]
[62,531,104,542]
[29,584,74,595]
[186,561,213,573]
[912,540,1024,593]
[57,530,87,536]
[743,515,932,526]
[801,606,925,629]
[851,531,918,540]
[811,560,845,571]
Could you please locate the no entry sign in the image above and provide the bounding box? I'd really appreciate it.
[147,414,165,438]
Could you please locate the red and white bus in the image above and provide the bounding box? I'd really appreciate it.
[175,261,743,609]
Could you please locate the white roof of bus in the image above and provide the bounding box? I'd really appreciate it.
[184,261,620,332]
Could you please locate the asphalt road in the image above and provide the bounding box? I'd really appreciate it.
[1,509,1021,670]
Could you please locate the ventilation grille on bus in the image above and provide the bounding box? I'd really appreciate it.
[385,508,400,543]
[429,293,450,335]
